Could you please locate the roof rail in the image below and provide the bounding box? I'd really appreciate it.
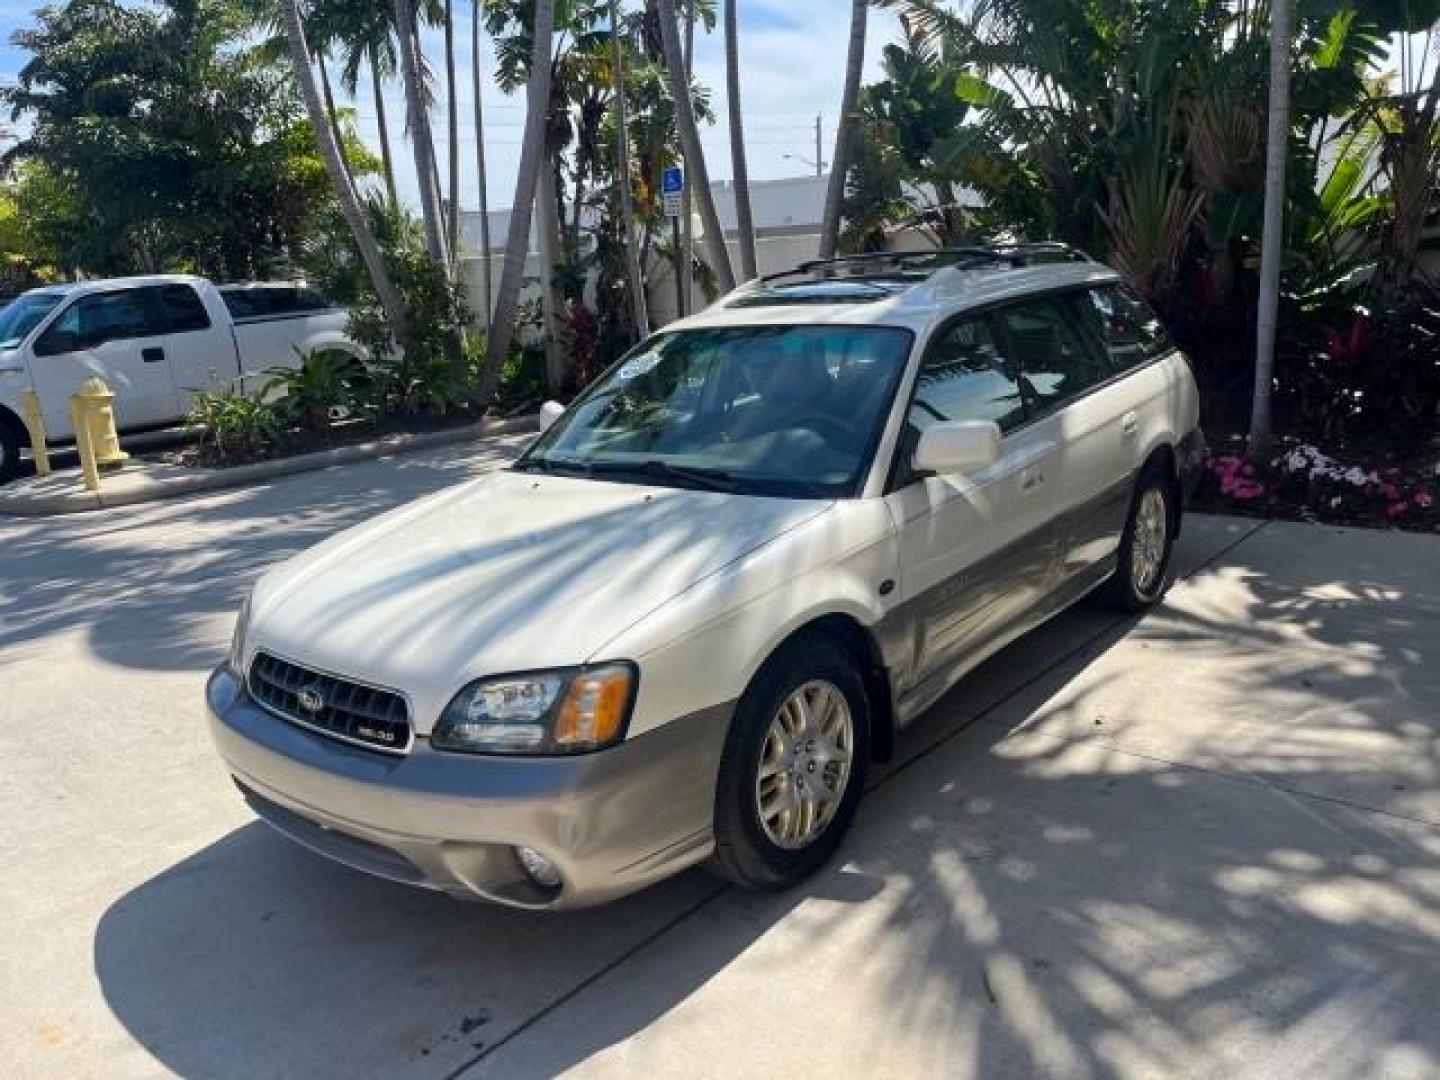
[758,242,1094,286]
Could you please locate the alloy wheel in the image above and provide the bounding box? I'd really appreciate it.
[755,679,855,850]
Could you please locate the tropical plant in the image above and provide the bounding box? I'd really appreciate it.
[278,0,411,343]
[656,0,734,290]
[819,0,868,259]
[263,348,358,429]
[479,0,555,402]
[188,387,286,459]
[724,0,756,278]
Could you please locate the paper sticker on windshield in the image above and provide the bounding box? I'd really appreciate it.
[617,352,661,380]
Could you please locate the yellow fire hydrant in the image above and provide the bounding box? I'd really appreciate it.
[70,376,128,492]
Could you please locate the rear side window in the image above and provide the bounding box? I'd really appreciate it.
[1072,285,1174,372]
[910,316,1024,433]
[154,284,211,333]
[35,289,162,355]
[994,298,1109,417]
[221,286,331,319]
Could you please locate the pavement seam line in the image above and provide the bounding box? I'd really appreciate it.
[445,880,732,1077]
[451,517,1271,1074]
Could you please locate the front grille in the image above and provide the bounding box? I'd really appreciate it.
[247,651,412,753]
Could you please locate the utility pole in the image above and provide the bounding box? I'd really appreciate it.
[815,114,823,177]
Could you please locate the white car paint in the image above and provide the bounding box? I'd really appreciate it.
[212,253,1203,907]
[0,274,361,443]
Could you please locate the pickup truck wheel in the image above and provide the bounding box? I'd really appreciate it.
[0,414,22,483]
[710,634,869,891]
[1102,469,1176,612]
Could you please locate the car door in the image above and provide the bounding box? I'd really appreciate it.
[884,312,1061,698]
[990,293,1126,582]
[28,288,178,437]
[154,282,229,414]
[1047,285,1177,579]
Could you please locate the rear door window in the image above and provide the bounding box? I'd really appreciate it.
[153,284,212,333]
[994,297,1110,417]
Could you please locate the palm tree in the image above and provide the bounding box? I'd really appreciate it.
[819,0,867,259]
[657,0,734,292]
[611,0,649,334]
[392,0,450,266]
[1249,0,1291,458]
[725,0,756,279]
[480,0,555,399]
[472,0,493,317]
[280,0,408,342]
[444,0,460,263]
[368,45,400,206]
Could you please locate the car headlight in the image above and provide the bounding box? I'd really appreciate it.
[431,663,637,755]
[228,592,252,676]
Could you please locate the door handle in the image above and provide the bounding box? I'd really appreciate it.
[142,346,165,364]
[1020,465,1045,491]
[1120,411,1139,438]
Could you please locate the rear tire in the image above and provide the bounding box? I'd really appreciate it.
[0,413,23,484]
[1101,469,1176,612]
[710,634,870,891]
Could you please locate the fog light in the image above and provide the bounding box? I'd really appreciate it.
[516,846,562,890]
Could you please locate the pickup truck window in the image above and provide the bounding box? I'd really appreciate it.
[155,284,212,333]
[35,289,162,356]
[0,293,63,349]
[221,286,332,320]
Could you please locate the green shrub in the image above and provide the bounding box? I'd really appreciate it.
[263,348,358,431]
[187,387,283,460]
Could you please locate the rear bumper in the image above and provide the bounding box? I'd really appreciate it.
[206,666,731,909]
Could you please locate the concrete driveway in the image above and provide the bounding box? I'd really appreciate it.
[2,442,1436,1079]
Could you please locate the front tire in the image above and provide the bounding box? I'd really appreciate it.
[1102,469,1176,612]
[710,634,870,891]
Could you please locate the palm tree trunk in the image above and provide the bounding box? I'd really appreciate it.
[725,0,756,279]
[611,0,649,336]
[316,50,352,183]
[444,0,461,263]
[537,153,566,392]
[472,0,493,319]
[281,0,408,344]
[370,46,399,208]
[392,0,451,267]
[1249,0,1291,459]
[479,0,555,401]
[657,0,735,292]
[819,0,867,259]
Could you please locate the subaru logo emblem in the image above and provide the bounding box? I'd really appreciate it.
[296,685,325,714]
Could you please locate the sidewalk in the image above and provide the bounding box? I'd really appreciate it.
[0,414,537,515]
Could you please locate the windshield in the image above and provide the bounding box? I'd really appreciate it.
[0,293,63,349]
[518,324,913,498]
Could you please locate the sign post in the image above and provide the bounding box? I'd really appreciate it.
[663,165,686,317]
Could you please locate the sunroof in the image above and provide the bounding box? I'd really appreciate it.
[727,279,909,308]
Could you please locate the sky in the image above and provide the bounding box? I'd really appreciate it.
[0,0,903,214]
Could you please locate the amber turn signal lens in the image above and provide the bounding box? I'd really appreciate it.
[552,665,633,750]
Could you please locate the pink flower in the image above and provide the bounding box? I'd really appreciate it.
[1380,483,1401,501]
[1415,491,1435,510]
[1386,501,1409,520]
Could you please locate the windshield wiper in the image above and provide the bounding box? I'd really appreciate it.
[586,459,738,493]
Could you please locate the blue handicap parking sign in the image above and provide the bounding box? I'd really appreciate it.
[662,166,684,194]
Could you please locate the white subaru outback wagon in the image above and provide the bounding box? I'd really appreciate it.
[208,245,1203,910]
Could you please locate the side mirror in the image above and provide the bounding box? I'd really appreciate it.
[913,420,1001,475]
[537,399,565,433]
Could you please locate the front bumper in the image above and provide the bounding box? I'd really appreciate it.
[206,666,731,909]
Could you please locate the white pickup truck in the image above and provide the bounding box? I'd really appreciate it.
[0,274,364,480]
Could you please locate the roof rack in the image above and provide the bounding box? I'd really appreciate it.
[754,242,1093,288]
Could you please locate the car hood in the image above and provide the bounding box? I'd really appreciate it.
[248,469,832,732]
